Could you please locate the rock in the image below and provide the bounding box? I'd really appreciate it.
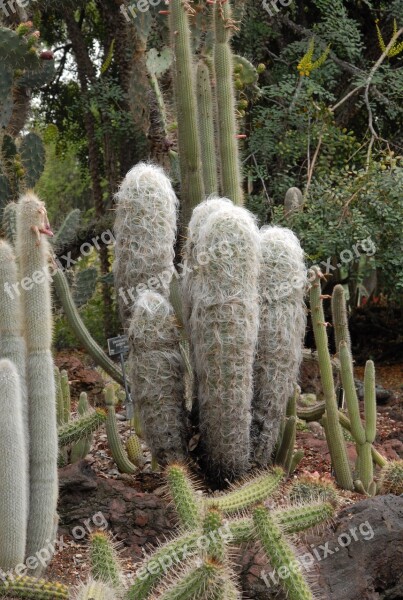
[300,350,340,399]
[355,379,393,405]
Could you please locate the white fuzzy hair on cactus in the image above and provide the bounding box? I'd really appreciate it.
[186,199,261,482]
[128,291,187,465]
[113,162,178,327]
[251,226,307,467]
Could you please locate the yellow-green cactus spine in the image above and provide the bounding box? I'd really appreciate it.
[0,360,28,570]
[205,467,283,514]
[89,531,122,589]
[0,576,69,599]
[169,0,205,224]
[126,434,144,467]
[58,409,107,448]
[331,284,351,356]
[339,342,376,493]
[196,59,218,196]
[16,193,58,573]
[213,0,243,205]
[309,268,353,490]
[166,463,202,530]
[380,460,403,495]
[158,559,230,600]
[253,505,314,600]
[104,384,137,474]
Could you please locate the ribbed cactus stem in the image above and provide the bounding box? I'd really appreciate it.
[0,241,28,458]
[331,284,351,356]
[339,342,375,491]
[113,162,178,326]
[126,434,144,467]
[106,404,137,475]
[2,201,18,245]
[380,460,403,495]
[70,392,93,463]
[89,531,122,588]
[253,506,314,600]
[0,576,69,599]
[169,0,204,224]
[252,227,306,467]
[166,464,202,530]
[54,367,64,426]
[203,508,225,562]
[75,580,116,600]
[128,291,187,465]
[159,559,226,600]
[53,269,124,386]
[309,269,353,490]
[196,60,218,196]
[205,467,283,514]
[60,370,71,423]
[58,409,107,447]
[16,193,58,573]
[275,416,297,473]
[188,200,260,482]
[0,359,28,570]
[213,0,243,204]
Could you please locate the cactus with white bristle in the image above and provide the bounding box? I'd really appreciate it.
[128,291,187,466]
[0,359,28,570]
[74,579,116,600]
[187,200,260,482]
[113,162,178,326]
[251,226,307,467]
[16,192,58,574]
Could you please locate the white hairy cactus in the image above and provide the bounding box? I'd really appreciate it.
[0,241,28,458]
[251,226,307,466]
[0,359,28,569]
[16,192,58,574]
[113,162,178,327]
[187,199,261,482]
[128,291,187,465]
[75,579,117,600]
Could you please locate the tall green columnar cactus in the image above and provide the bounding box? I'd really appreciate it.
[252,227,307,467]
[309,268,353,490]
[213,0,243,205]
[331,284,351,356]
[128,291,187,465]
[16,192,58,573]
[0,359,28,570]
[113,162,178,326]
[196,60,218,196]
[187,199,260,482]
[169,0,205,224]
[0,241,28,456]
[339,343,376,493]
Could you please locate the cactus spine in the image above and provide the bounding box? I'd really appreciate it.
[252,226,306,466]
[16,193,58,573]
[213,1,243,205]
[104,384,137,475]
[128,291,187,465]
[196,60,218,196]
[380,460,403,495]
[70,392,93,463]
[58,409,107,448]
[169,0,205,224]
[166,464,202,530]
[187,200,260,482]
[0,360,28,570]
[309,268,353,490]
[113,163,178,326]
[75,580,116,600]
[89,531,122,588]
[0,576,69,599]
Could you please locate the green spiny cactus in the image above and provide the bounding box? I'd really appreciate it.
[213,0,243,205]
[126,434,144,467]
[70,392,93,463]
[253,505,314,600]
[380,460,403,495]
[205,467,283,514]
[331,284,351,356]
[166,463,202,530]
[0,359,28,570]
[58,409,107,448]
[128,291,188,465]
[287,475,339,506]
[187,199,260,482]
[89,531,122,588]
[54,367,64,426]
[169,0,205,224]
[0,576,69,599]
[339,342,376,493]
[252,227,307,467]
[196,59,218,196]
[0,26,41,70]
[309,267,353,491]
[113,162,178,326]
[203,508,226,562]
[105,385,137,475]
[52,268,124,387]
[74,580,116,600]
[60,369,71,424]
[158,559,232,600]
[274,416,297,472]
[16,192,58,574]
